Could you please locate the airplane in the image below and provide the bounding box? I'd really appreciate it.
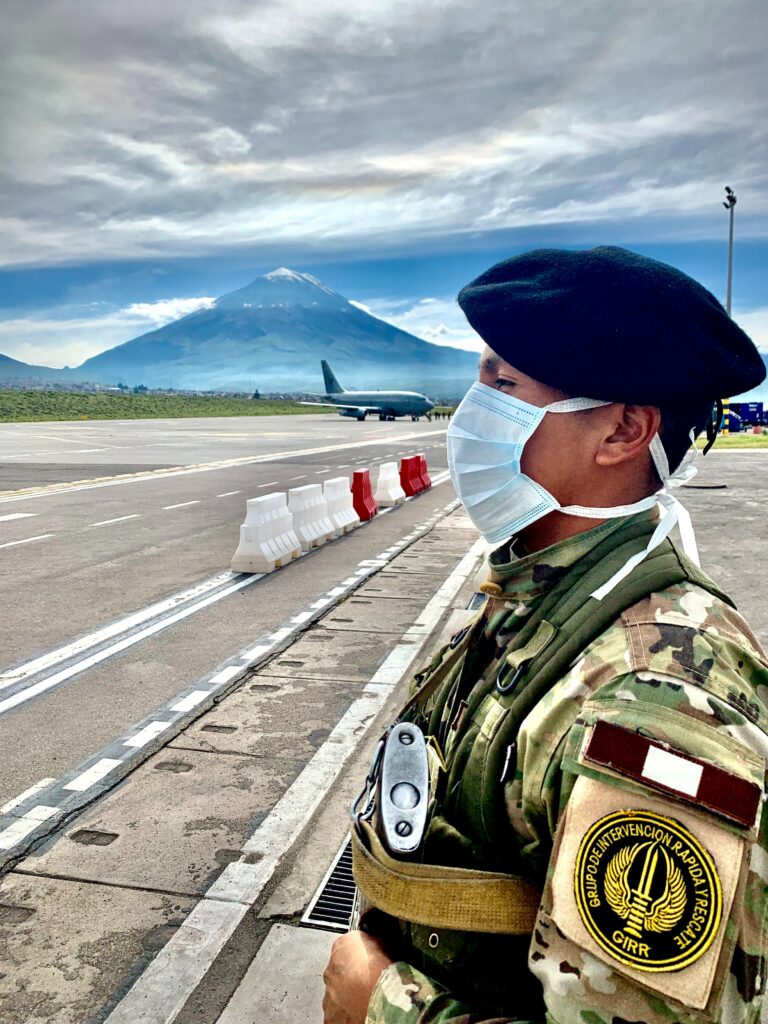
[303,360,435,421]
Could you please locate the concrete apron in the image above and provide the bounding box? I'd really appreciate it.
[0,509,482,1024]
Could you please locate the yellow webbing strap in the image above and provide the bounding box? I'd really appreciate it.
[351,821,541,935]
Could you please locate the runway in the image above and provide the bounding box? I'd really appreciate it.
[0,414,450,808]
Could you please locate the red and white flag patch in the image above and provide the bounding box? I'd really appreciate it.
[584,720,762,829]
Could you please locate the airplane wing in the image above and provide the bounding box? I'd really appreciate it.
[299,401,383,413]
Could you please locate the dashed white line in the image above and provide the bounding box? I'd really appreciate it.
[216,491,241,498]
[162,500,201,510]
[0,513,38,523]
[171,690,210,713]
[256,481,278,489]
[0,806,59,851]
[289,475,307,481]
[63,758,122,793]
[124,722,171,749]
[89,514,142,528]
[0,778,56,814]
[209,666,243,685]
[0,534,55,549]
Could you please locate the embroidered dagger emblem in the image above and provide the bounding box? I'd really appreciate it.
[605,841,687,939]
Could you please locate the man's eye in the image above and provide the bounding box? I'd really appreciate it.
[496,378,516,389]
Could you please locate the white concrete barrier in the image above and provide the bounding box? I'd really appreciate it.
[374,461,406,507]
[288,484,336,551]
[323,477,361,534]
[231,492,301,574]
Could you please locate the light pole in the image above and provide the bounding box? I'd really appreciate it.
[723,186,737,316]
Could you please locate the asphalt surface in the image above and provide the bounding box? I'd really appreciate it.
[0,414,450,807]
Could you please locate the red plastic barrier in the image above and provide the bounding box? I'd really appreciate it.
[399,456,423,497]
[351,469,378,521]
[417,453,432,490]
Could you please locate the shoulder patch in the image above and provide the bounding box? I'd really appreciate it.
[550,775,747,1012]
[574,809,722,972]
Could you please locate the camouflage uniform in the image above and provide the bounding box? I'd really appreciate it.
[364,512,768,1024]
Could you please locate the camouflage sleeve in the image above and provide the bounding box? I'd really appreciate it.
[365,961,539,1023]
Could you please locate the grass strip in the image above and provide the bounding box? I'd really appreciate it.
[0,390,336,423]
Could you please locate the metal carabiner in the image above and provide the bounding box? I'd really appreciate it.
[496,660,526,695]
[350,731,387,829]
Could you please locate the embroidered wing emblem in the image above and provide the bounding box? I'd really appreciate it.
[604,842,636,920]
[646,849,686,933]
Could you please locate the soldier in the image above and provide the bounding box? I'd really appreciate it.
[322,247,768,1024]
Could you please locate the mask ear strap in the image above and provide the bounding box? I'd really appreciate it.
[702,398,723,455]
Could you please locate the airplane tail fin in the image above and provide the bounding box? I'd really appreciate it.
[321,360,344,394]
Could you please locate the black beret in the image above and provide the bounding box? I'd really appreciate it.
[458,246,766,405]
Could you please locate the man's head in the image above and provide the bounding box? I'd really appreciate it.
[461,245,765,481]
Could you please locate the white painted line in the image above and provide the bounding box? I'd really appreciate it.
[171,690,210,713]
[256,481,278,488]
[241,643,273,661]
[0,778,56,814]
[0,571,239,689]
[102,534,481,1024]
[209,666,243,685]
[310,598,332,610]
[0,429,446,504]
[63,758,123,793]
[269,627,293,643]
[326,586,346,597]
[124,721,171,749]
[72,448,107,453]
[291,611,312,625]
[0,533,54,549]
[0,806,59,851]
[0,512,38,523]
[89,514,142,528]
[162,501,200,510]
[216,491,241,498]
[289,475,306,481]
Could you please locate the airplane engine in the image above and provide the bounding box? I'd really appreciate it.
[339,408,366,420]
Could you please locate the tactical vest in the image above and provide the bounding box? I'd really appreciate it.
[352,516,733,1014]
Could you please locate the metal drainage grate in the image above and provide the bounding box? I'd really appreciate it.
[301,835,356,932]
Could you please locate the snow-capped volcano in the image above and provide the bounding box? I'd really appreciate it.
[62,268,478,394]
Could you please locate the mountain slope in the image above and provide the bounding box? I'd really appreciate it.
[0,352,71,382]
[74,268,478,394]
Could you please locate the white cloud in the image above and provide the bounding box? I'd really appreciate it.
[0,296,215,367]
[2,0,768,265]
[734,307,768,354]
[352,295,483,352]
[123,296,215,323]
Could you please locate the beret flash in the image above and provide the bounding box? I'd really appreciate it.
[457,246,766,405]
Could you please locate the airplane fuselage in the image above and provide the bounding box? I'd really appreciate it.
[326,389,433,418]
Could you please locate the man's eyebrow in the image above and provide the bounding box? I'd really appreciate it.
[478,355,499,373]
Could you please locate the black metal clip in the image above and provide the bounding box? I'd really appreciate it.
[496,660,526,695]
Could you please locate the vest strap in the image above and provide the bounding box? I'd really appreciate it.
[351,821,541,935]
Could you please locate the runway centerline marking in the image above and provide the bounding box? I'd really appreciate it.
[89,514,142,528]
[0,534,55,549]
[216,491,241,498]
[162,500,200,510]
[0,513,38,522]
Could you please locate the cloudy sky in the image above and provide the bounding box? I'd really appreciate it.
[1,0,767,377]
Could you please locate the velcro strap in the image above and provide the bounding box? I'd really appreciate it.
[503,620,556,672]
[351,821,541,935]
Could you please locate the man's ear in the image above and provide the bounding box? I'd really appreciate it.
[594,405,661,467]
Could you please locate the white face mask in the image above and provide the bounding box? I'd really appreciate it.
[446,381,700,600]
